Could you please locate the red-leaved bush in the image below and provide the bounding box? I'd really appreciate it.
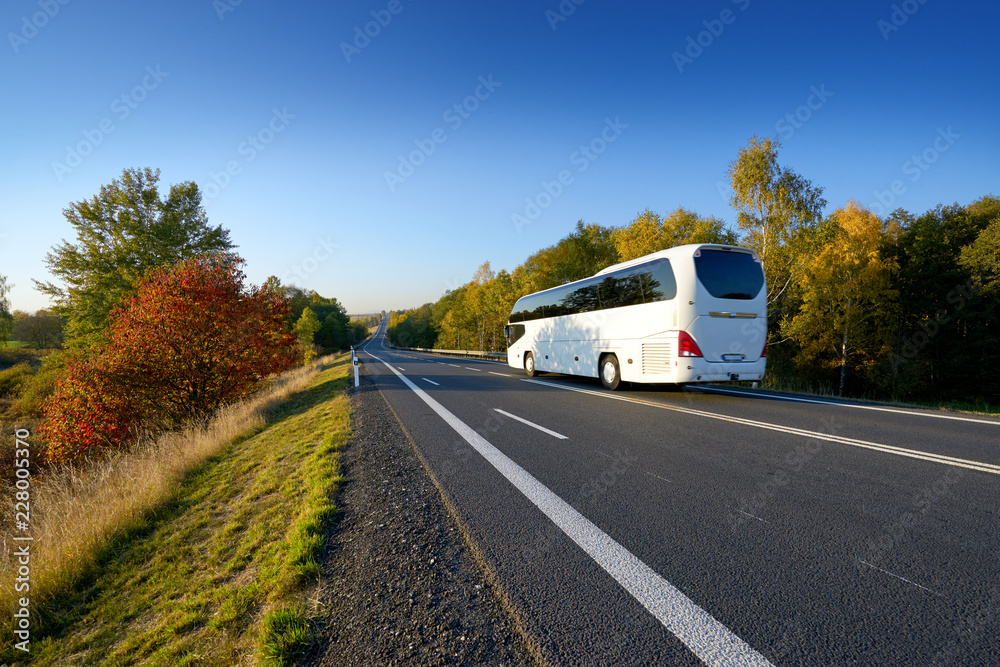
[40,254,299,463]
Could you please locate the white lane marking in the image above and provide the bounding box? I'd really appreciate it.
[397,367,406,371]
[367,352,772,666]
[447,363,461,368]
[693,385,1000,426]
[422,378,440,386]
[494,409,568,440]
[646,471,673,484]
[524,379,1000,476]
[464,366,483,372]
[489,371,514,378]
[857,560,941,596]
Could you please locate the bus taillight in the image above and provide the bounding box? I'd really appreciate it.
[761,340,767,357]
[678,331,703,358]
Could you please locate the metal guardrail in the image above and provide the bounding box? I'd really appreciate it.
[386,343,506,362]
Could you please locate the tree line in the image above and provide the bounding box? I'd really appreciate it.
[388,137,1000,407]
[0,167,368,461]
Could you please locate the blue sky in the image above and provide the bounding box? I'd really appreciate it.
[1,0,997,314]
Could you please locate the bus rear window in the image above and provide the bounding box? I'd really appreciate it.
[693,249,764,300]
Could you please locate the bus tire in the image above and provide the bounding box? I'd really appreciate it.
[600,354,621,390]
[524,352,537,377]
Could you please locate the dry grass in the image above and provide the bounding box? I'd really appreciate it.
[0,359,322,621]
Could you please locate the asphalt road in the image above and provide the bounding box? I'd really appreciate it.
[356,322,1000,666]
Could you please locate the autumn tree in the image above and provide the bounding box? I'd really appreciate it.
[35,167,235,346]
[613,207,738,261]
[40,254,298,462]
[785,202,898,395]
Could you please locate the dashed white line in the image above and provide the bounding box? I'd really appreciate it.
[464,367,482,372]
[494,409,568,439]
[367,351,773,667]
[489,371,514,378]
[422,378,440,386]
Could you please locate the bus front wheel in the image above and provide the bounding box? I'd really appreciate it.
[524,352,537,377]
[600,354,621,390]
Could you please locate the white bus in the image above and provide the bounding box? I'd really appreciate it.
[504,244,767,390]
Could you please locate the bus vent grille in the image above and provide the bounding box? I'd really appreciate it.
[642,343,671,374]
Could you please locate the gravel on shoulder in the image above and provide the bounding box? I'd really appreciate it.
[307,364,542,666]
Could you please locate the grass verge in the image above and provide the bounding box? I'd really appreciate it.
[0,354,351,665]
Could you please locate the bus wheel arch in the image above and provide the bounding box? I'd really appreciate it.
[524,352,537,377]
[599,353,621,390]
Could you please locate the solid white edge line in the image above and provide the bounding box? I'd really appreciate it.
[366,352,773,666]
[494,408,569,439]
[523,379,1000,476]
[692,385,1000,426]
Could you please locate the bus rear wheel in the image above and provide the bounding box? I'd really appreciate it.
[524,352,537,377]
[600,354,621,390]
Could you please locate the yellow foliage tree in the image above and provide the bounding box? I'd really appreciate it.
[613,207,738,262]
[785,201,898,395]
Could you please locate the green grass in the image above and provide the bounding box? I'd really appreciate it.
[6,356,351,666]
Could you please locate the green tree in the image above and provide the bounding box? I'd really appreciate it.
[0,274,12,346]
[293,307,322,363]
[13,309,65,349]
[34,167,234,346]
[728,136,826,311]
[886,197,999,400]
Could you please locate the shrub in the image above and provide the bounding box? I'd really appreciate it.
[9,351,67,416]
[0,362,34,397]
[40,254,299,462]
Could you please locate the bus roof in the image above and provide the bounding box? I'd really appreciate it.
[593,243,756,277]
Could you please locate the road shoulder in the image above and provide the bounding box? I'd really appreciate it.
[308,362,539,666]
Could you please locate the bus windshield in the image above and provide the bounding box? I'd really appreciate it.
[693,249,764,300]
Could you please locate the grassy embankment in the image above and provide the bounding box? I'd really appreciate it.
[0,353,352,665]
